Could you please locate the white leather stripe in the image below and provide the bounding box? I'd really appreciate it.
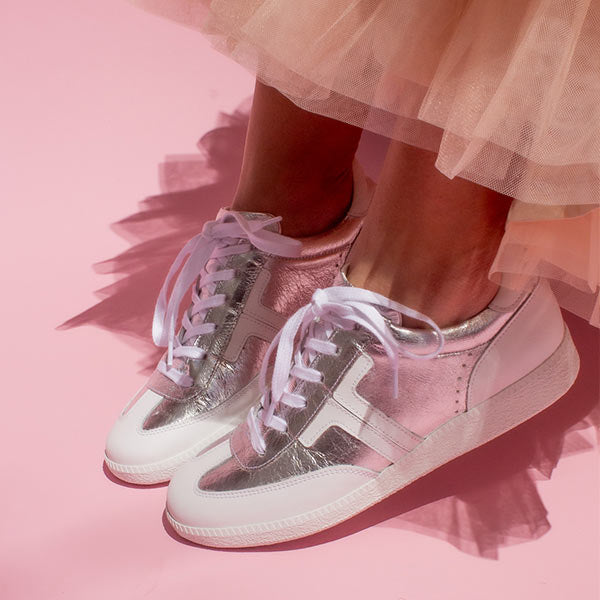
[299,353,423,462]
[222,314,280,363]
[223,269,287,363]
[298,398,407,463]
[333,354,422,451]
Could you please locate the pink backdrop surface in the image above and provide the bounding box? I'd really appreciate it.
[2,2,599,599]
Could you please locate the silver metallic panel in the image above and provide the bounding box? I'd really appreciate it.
[142,392,205,430]
[388,306,512,355]
[143,337,269,430]
[199,425,390,492]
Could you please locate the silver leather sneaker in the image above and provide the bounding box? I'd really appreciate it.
[104,164,374,484]
[165,275,579,547]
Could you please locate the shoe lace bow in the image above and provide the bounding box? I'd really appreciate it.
[247,285,444,454]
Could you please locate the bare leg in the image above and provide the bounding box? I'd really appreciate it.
[347,142,513,328]
[232,80,363,237]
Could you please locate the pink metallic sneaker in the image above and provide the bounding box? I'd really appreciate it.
[104,164,374,484]
[165,275,579,547]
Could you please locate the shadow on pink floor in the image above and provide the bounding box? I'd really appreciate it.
[61,102,599,560]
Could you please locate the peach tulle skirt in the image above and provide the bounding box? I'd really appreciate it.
[129,0,600,325]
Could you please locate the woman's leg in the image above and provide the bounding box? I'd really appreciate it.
[347,141,513,328]
[232,80,363,237]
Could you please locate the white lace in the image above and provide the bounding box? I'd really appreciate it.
[247,285,445,454]
[152,211,302,387]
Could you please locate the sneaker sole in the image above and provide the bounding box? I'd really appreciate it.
[166,325,580,547]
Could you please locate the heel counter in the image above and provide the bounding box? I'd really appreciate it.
[468,279,565,408]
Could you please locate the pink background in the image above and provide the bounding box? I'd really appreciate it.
[2,2,598,599]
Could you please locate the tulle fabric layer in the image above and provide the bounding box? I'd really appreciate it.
[129,0,600,325]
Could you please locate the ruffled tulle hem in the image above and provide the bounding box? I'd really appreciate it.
[128,0,600,325]
[492,205,599,326]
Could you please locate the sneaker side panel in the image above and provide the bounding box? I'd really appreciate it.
[467,278,571,408]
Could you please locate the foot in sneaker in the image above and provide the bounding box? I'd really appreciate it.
[165,274,579,547]
[104,164,374,484]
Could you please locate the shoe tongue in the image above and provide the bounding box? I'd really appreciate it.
[216,208,281,233]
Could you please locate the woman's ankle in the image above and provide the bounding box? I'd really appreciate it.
[346,247,501,329]
[232,166,354,237]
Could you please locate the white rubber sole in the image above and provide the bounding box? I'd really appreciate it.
[105,427,235,485]
[166,326,580,547]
